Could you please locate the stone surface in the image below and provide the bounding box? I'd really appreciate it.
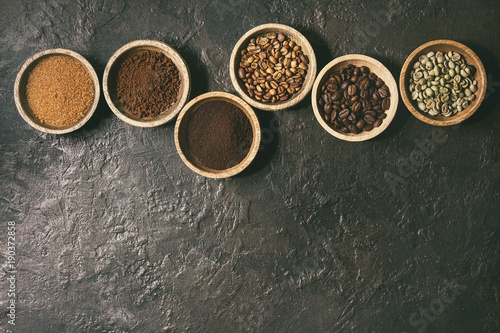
[1,0,499,332]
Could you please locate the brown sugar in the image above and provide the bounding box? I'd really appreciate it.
[26,55,94,128]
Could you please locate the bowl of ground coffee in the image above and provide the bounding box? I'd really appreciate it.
[103,40,191,127]
[14,48,100,134]
[175,92,261,178]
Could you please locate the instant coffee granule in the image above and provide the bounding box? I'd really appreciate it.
[116,50,180,118]
[187,101,253,170]
[26,55,94,128]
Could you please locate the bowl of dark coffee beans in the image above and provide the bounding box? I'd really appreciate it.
[312,54,399,142]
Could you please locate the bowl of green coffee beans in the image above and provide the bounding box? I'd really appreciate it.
[400,40,486,126]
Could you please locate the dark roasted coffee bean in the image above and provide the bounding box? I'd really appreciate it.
[319,98,324,106]
[342,118,351,126]
[347,84,357,96]
[348,113,355,122]
[362,99,371,110]
[350,75,358,83]
[324,103,332,114]
[373,119,382,127]
[339,109,350,118]
[375,78,384,88]
[324,113,331,122]
[352,101,362,112]
[378,88,388,98]
[364,114,376,124]
[340,81,350,90]
[356,119,365,129]
[334,119,343,127]
[363,124,374,131]
[331,110,338,120]
[368,73,377,81]
[348,124,358,133]
[381,97,390,110]
[360,89,369,99]
[332,91,342,101]
[378,113,387,119]
[359,78,370,90]
[365,110,377,117]
[341,127,349,133]
[361,66,370,74]
[353,67,361,76]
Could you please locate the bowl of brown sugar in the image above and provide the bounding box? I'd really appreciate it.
[103,40,191,127]
[175,92,261,179]
[14,48,100,134]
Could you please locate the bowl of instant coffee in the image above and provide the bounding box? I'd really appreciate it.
[14,48,100,134]
[175,92,261,179]
[230,23,317,111]
[312,54,399,142]
[103,39,191,127]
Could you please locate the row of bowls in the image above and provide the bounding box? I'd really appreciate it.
[14,24,487,177]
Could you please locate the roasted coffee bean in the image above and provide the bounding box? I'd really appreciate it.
[352,101,362,112]
[373,119,382,127]
[324,103,332,114]
[378,88,388,98]
[332,91,342,101]
[347,84,357,96]
[381,98,390,110]
[356,119,365,129]
[378,113,387,119]
[364,114,376,124]
[348,124,358,133]
[340,81,350,90]
[363,124,374,131]
[339,109,350,118]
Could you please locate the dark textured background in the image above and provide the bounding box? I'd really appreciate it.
[1,0,499,332]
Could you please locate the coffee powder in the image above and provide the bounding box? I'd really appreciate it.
[187,100,253,170]
[116,50,180,118]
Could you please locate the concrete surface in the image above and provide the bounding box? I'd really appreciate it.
[1,0,499,332]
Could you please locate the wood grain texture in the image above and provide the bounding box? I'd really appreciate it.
[175,92,261,179]
[14,48,100,134]
[311,54,399,142]
[103,39,191,128]
[230,23,317,111]
[400,39,487,126]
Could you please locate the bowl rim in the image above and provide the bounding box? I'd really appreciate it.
[103,39,191,128]
[399,39,487,126]
[229,23,317,111]
[14,48,100,134]
[311,54,399,142]
[174,91,261,179]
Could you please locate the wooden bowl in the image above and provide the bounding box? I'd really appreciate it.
[14,48,100,134]
[400,40,487,126]
[311,54,399,142]
[175,92,261,179]
[103,40,191,127]
[230,23,317,111]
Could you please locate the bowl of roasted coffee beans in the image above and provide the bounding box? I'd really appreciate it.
[230,23,317,111]
[14,48,100,134]
[103,40,191,127]
[400,40,486,126]
[312,54,399,142]
[175,92,261,179]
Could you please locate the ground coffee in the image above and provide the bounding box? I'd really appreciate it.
[116,50,180,118]
[187,100,253,170]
